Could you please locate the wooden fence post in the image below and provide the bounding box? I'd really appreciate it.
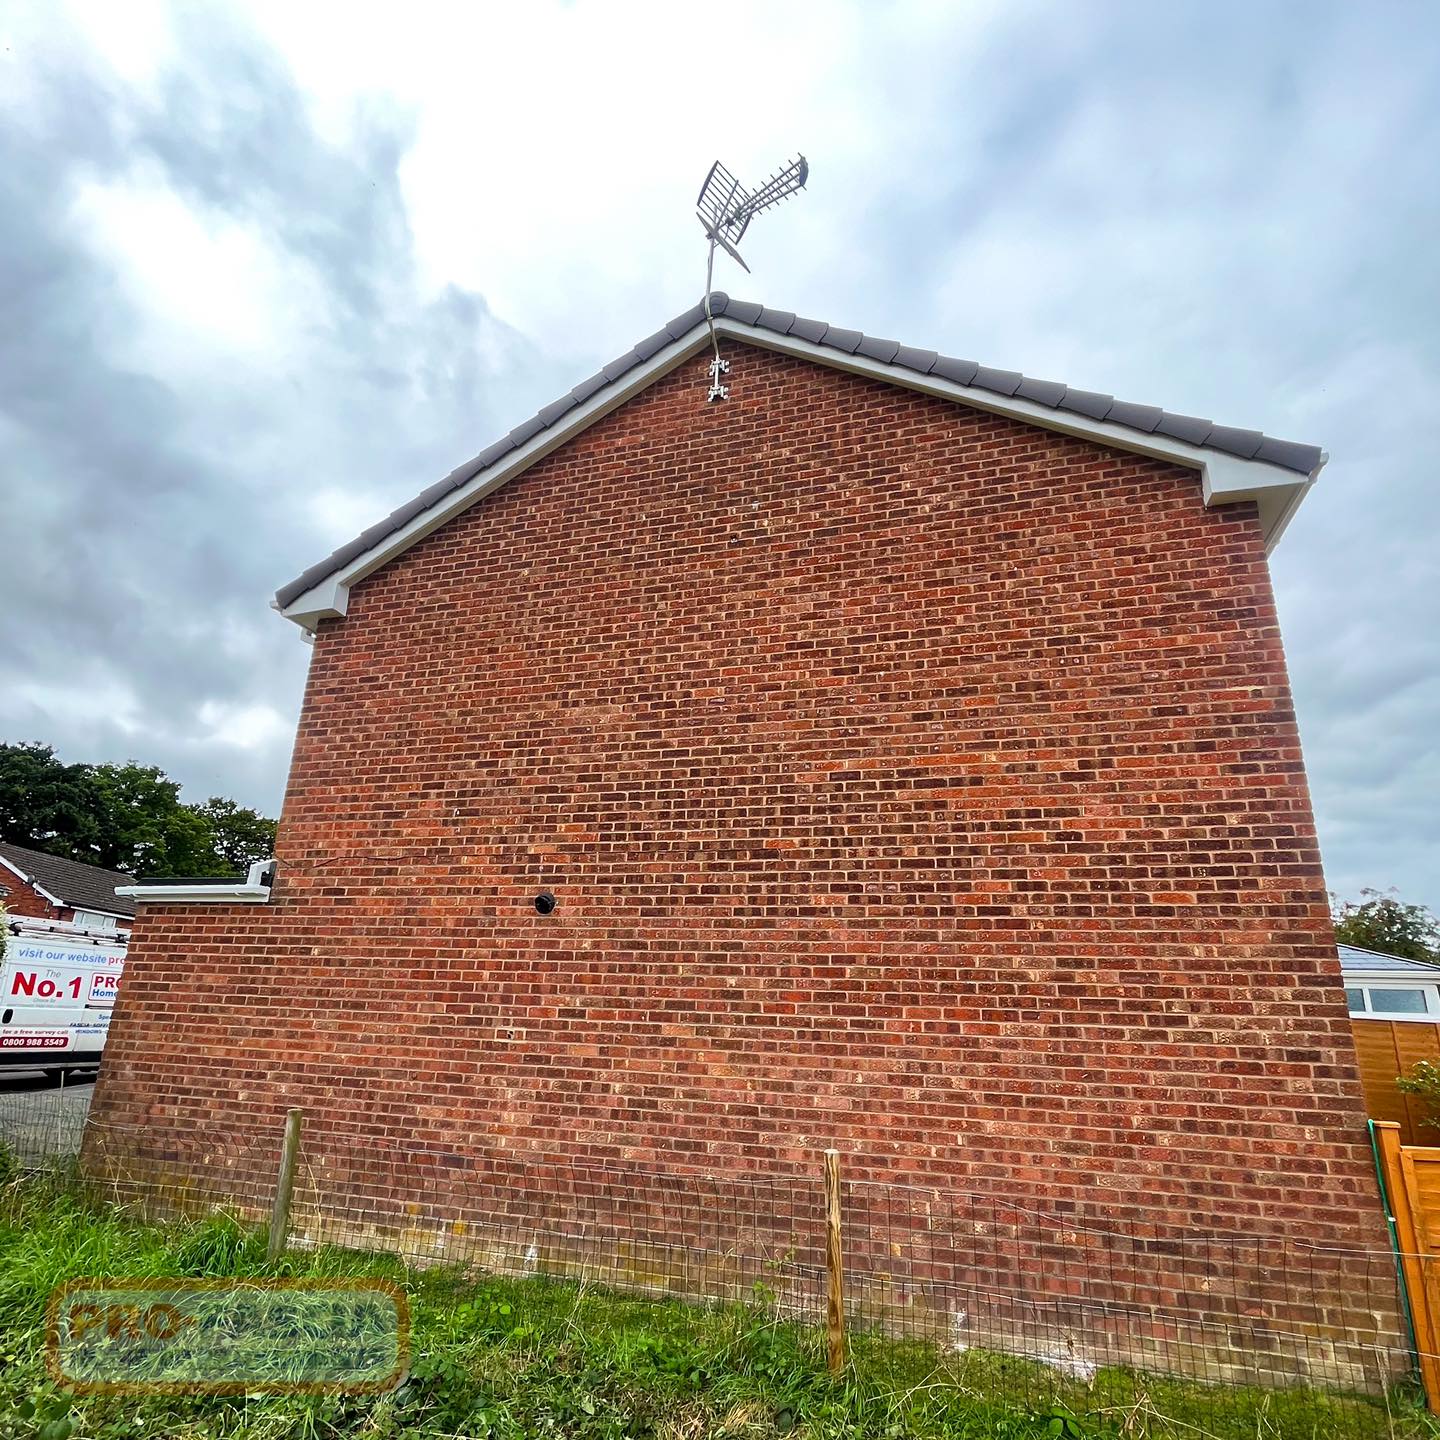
[1374,1120,1440,1413]
[823,1148,845,1376]
[268,1108,303,1262]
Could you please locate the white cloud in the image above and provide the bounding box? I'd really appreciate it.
[67,171,327,371]
[57,0,175,94]
[195,700,291,753]
[305,485,392,547]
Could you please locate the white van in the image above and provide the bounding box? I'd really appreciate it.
[1,916,126,1075]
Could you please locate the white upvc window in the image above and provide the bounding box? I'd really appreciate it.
[1346,982,1440,1022]
[71,910,118,931]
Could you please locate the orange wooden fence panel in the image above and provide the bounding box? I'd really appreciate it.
[1374,1121,1440,1413]
[1354,1019,1440,1145]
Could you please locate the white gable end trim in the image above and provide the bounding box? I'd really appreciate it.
[278,317,1319,633]
[0,854,65,910]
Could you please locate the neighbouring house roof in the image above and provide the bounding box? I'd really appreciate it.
[0,840,136,919]
[275,293,1327,632]
[1339,943,1440,978]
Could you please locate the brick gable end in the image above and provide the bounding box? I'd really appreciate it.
[94,342,1370,1245]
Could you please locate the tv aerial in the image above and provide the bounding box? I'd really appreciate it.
[695,154,808,401]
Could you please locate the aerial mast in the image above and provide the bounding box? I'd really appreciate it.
[694,154,809,401]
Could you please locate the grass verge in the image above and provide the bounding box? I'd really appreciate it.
[0,1163,1434,1440]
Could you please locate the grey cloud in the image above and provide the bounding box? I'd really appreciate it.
[0,11,567,810]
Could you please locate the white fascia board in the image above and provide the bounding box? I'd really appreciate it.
[721,320,1321,551]
[1343,965,1440,984]
[277,317,1320,633]
[279,328,716,630]
[0,854,65,910]
[114,882,272,905]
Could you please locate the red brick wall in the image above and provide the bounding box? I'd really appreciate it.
[1,868,68,922]
[93,342,1378,1251]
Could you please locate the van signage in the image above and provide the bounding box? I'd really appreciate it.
[89,972,121,1004]
[0,1030,70,1050]
[1,922,126,1069]
[12,941,124,968]
[8,966,92,1004]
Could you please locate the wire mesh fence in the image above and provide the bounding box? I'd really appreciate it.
[1,1091,1432,1438]
[0,1074,93,1166]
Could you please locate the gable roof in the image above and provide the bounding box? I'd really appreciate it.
[275,293,1327,632]
[0,840,136,919]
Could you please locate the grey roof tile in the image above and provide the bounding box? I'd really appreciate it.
[354,520,393,548]
[754,307,797,335]
[474,438,516,468]
[972,365,1023,396]
[821,325,863,354]
[277,563,325,604]
[1203,425,1265,460]
[570,371,608,405]
[277,294,1324,611]
[665,303,708,338]
[417,476,459,507]
[1015,377,1067,408]
[389,494,431,527]
[1056,388,1114,421]
[536,395,578,428]
[1153,412,1214,446]
[601,353,641,382]
[930,356,980,385]
[1339,943,1440,975]
[1255,436,1322,472]
[856,336,901,364]
[893,345,938,373]
[631,327,673,362]
[788,315,828,344]
[331,536,372,568]
[1104,400,1164,433]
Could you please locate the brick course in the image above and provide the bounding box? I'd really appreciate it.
[94,342,1379,1257]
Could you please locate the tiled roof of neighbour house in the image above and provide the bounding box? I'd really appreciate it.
[275,293,1327,620]
[0,840,136,919]
[1338,943,1440,977]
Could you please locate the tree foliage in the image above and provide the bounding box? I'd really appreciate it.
[0,742,275,880]
[1332,888,1440,962]
[1398,1060,1440,1132]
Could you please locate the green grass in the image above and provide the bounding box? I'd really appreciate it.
[0,1163,1436,1440]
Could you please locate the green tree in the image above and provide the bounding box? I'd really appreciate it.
[90,762,192,874]
[1332,888,1440,962]
[1397,1060,1440,1131]
[0,741,276,880]
[0,742,104,859]
[192,797,277,872]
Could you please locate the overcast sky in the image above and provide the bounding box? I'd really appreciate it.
[1,1,1436,910]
